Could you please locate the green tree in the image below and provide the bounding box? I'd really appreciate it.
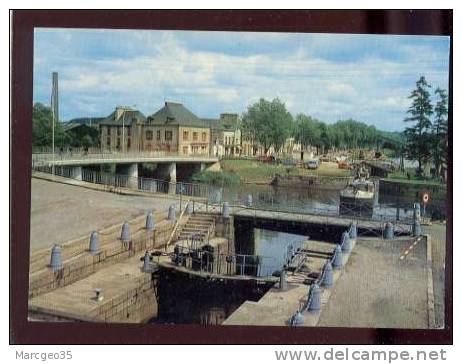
[293,114,321,151]
[404,76,434,175]
[32,102,69,148]
[241,98,293,154]
[432,88,448,178]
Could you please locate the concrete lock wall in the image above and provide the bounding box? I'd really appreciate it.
[91,276,157,323]
[28,216,175,298]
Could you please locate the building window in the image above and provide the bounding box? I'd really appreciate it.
[202,132,206,142]
[117,127,121,136]
[107,127,111,136]
[157,130,161,140]
[193,132,198,141]
[127,138,131,149]
[127,127,131,136]
[106,137,110,147]
[146,130,153,140]
[183,131,189,140]
[165,131,173,141]
[183,146,188,155]
[117,138,121,149]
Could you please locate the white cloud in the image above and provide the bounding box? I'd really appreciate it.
[33,29,450,131]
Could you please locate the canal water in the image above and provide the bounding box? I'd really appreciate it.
[208,182,446,221]
[152,178,446,325]
[152,227,307,325]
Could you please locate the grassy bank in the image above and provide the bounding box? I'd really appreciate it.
[384,170,445,187]
[220,158,351,184]
[191,170,241,186]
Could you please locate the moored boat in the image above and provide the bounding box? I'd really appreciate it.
[339,167,375,217]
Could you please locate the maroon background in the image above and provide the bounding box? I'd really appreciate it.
[10,9,453,344]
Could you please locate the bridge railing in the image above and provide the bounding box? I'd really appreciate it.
[32,165,414,226]
[31,149,215,165]
[202,188,414,225]
[32,165,216,201]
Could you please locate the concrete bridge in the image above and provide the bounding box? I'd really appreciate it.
[32,151,220,183]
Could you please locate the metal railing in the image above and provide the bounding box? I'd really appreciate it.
[32,165,415,228]
[32,149,216,165]
[32,165,215,201]
[169,243,275,277]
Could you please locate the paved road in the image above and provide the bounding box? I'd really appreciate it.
[423,223,447,328]
[318,237,429,329]
[31,178,179,250]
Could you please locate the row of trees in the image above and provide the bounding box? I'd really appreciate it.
[33,102,99,149]
[241,98,404,156]
[404,76,448,178]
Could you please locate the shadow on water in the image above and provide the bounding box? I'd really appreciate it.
[151,269,272,325]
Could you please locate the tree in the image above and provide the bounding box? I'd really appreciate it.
[293,114,321,151]
[32,102,69,148]
[404,76,434,175]
[432,88,448,178]
[241,98,293,154]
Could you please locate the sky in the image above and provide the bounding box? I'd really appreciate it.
[33,28,450,131]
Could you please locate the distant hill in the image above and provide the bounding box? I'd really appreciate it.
[65,117,105,126]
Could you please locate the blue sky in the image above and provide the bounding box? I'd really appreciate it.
[33,28,450,131]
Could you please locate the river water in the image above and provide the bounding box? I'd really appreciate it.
[153,180,446,325]
[208,182,445,221]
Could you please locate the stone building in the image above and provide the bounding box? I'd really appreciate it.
[99,106,146,152]
[205,113,242,157]
[99,102,211,156]
[146,102,210,155]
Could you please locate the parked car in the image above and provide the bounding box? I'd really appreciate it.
[307,159,320,169]
[281,158,296,166]
[256,155,276,164]
[338,160,353,170]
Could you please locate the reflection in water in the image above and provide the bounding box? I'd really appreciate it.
[210,183,445,220]
[250,228,307,277]
[153,269,272,325]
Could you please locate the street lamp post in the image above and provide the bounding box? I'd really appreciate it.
[122,111,125,154]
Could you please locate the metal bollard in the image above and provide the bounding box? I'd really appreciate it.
[341,231,351,252]
[146,211,155,231]
[49,244,63,271]
[94,288,103,301]
[222,202,230,218]
[246,194,253,207]
[384,222,394,240]
[290,310,304,326]
[308,283,321,311]
[89,231,99,253]
[168,205,176,221]
[332,245,343,269]
[142,251,151,272]
[121,221,131,242]
[412,219,422,236]
[413,203,421,221]
[322,261,333,287]
[349,222,357,239]
[279,269,287,290]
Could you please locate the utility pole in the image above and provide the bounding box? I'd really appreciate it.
[122,110,125,154]
[51,72,59,177]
